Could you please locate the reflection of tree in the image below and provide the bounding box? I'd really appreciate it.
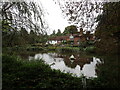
[57,53,93,70]
[17,51,36,59]
[77,58,93,70]
[64,56,76,68]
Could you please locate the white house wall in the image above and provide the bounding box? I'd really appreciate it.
[49,40,57,45]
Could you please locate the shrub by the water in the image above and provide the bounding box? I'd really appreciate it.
[2,54,83,89]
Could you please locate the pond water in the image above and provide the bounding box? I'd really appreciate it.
[9,50,119,87]
[28,52,103,78]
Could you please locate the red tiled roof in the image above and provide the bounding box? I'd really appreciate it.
[49,36,69,41]
[49,33,95,41]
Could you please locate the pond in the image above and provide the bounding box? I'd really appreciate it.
[28,52,103,78]
[8,50,119,87]
[6,49,119,87]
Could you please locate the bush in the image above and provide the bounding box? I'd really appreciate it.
[26,46,44,51]
[84,46,95,53]
[57,47,80,52]
[2,54,83,89]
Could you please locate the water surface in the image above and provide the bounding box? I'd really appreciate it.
[29,52,103,78]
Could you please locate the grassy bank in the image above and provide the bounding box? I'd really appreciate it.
[48,46,95,53]
[2,54,83,89]
[3,45,96,54]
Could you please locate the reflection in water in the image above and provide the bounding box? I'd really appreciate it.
[29,52,102,78]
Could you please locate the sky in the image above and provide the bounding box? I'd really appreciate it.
[33,0,101,35]
[38,0,70,35]
[32,0,108,35]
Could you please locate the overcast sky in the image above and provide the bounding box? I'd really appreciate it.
[38,0,70,34]
[34,0,100,35]
[33,0,116,35]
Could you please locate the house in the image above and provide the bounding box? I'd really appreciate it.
[48,29,95,46]
[47,36,69,45]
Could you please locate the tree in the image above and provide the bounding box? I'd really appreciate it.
[51,30,56,36]
[1,1,47,33]
[63,25,78,35]
[53,0,103,32]
[1,1,47,47]
[95,2,120,54]
[29,30,37,44]
[19,27,29,45]
[56,29,62,36]
[39,33,48,45]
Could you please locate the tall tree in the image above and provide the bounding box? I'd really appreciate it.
[51,30,56,36]
[56,29,62,36]
[95,2,120,54]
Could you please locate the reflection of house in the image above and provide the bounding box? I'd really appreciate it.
[57,54,93,70]
[48,29,95,46]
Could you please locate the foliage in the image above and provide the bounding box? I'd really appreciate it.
[2,28,47,47]
[50,30,56,37]
[39,33,49,44]
[47,46,84,53]
[56,29,62,36]
[1,1,46,33]
[63,25,78,35]
[26,47,45,51]
[53,0,103,31]
[3,53,119,89]
[2,54,83,89]
[50,29,63,37]
[86,55,119,88]
[84,46,95,53]
[95,2,120,54]
[57,47,80,52]
[48,46,57,51]
[1,1,48,47]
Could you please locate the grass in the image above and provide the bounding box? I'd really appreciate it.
[48,46,95,53]
[3,45,96,55]
[2,54,83,89]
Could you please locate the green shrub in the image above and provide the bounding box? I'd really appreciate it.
[84,46,95,53]
[2,54,83,89]
[26,46,44,51]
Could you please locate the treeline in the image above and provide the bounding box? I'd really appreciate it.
[1,1,48,47]
[2,28,48,47]
[50,25,79,37]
